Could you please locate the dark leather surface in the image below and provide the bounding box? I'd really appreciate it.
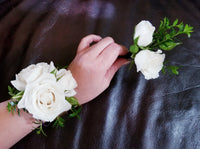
[0,0,200,148]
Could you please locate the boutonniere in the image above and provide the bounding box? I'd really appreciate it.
[129,17,193,79]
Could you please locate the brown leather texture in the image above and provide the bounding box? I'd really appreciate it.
[0,0,200,148]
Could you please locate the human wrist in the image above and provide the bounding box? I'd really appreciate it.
[4,100,38,127]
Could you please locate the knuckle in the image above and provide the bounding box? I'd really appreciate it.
[109,43,121,53]
[110,43,119,48]
[80,37,87,43]
[81,34,96,42]
[105,36,114,42]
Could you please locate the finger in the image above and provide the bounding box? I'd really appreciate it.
[105,58,129,80]
[88,37,114,56]
[77,34,102,52]
[99,43,129,69]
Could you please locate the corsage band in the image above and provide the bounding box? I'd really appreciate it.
[7,61,81,135]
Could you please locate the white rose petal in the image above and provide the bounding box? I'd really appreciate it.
[11,62,56,91]
[134,49,165,80]
[36,61,56,73]
[57,69,77,97]
[11,74,26,91]
[134,20,155,47]
[17,73,71,122]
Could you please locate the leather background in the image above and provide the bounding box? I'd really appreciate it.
[0,0,200,149]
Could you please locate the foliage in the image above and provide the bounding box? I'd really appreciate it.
[149,17,193,50]
[7,86,24,115]
[162,61,180,75]
[33,120,47,136]
[66,97,82,119]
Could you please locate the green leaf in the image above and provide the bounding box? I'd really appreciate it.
[8,86,15,97]
[65,97,80,106]
[8,85,12,91]
[12,91,24,100]
[173,19,178,26]
[7,102,11,112]
[7,99,21,115]
[169,28,176,38]
[159,20,164,29]
[69,107,82,119]
[159,41,181,51]
[58,118,65,127]
[167,66,180,75]
[165,34,171,40]
[178,23,184,32]
[164,17,169,27]
[134,36,139,45]
[50,69,57,76]
[8,85,24,100]
[53,117,65,128]
[56,75,64,81]
[162,61,180,75]
[183,24,193,38]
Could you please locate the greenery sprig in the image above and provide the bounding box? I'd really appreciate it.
[149,17,193,51]
[53,117,65,128]
[33,120,47,136]
[66,97,82,119]
[162,61,180,75]
[7,86,24,116]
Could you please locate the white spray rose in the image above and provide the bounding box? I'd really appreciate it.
[11,62,56,91]
[17,73,72,122]
[57,69,77,97]
[11,61,78,122]
[134,50,165,80]
[134,20,155,47]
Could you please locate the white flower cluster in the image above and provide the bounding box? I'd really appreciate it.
[11,62,77,122]
[134,20,165,80]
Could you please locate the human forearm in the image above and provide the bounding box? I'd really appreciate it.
[0,100,39,149]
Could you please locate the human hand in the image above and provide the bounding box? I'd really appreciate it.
[68,34,129,104]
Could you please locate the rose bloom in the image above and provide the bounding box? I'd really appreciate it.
[56,69,77,97]
[134,50,165,80]
[134,20,155,47]
[11,62,56,91]
[17,73,72,122]
[11,62,77,122]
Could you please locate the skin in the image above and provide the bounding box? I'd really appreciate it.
[0,34,129,149]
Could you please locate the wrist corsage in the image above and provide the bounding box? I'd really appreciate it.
[7,62,81,136]
[129,17,193,79]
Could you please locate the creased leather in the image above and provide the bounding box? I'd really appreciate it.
[0,0,200,149]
